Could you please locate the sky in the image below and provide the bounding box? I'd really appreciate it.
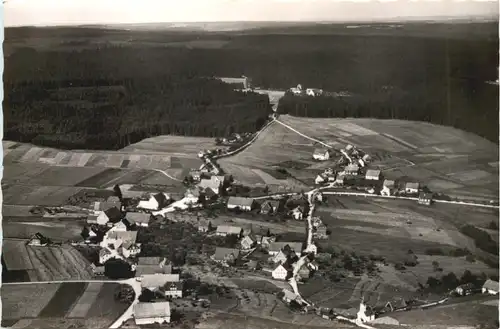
[3,0,499,27]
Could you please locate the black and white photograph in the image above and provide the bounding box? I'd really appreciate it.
[1,0,499,328]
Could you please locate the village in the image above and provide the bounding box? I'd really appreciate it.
[20,125,499,329]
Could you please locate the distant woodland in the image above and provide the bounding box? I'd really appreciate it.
[4,23,498,149]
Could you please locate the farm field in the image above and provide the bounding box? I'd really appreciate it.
[2,240,93,282]
[220,115,498,200]
[2,184,84,206]
[3,221,85,241]
[1,282,129,329]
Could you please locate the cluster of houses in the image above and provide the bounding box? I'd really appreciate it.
[289,84,324,97]
[313,143,434,206]
[215,132,254,146]
[454,279,499,297]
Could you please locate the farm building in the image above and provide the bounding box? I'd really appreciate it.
[124,212,151,227]
[313,148,331,161]
[136,257,172,276]
[198,219,212,233]
[268,242,303,257]
[160,281,183,298]
[260,200,281,215]
[290,206,304,220]
[119,241,141,258]
[281,289,297,303]
[133,302,171,325]
[227,196,256,211]
[94,201,121,212]
[139,274,180,291]
[240,236,255,250]
[99,248,113,264]
[418,192,433,206]
[345,164,360,176]
[365,169,381,181]
[455,283,475,296]
[211,247,240,264]
[27,233,52,246]
[272,263,293,280]
[113,221,128,232]
[272,250,288,264]
[198,175,225,195]
[104,230,138,250]
[138,193,171,211]
[96,206,123,225]
[405,182,420,194]
[482,279,499,295]
[261,236,276,248]
[216,225,242,237]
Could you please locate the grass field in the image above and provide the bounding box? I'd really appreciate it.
[219,115,498,199]
[2,283,129,329]
[2,240,93,282]
[3,221,85,241]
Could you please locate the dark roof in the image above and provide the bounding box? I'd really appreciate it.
[104,207,122,223]
[28,233,51,245]
[261,200,280,210]
[154,193,169,208]
[125,212,151,225]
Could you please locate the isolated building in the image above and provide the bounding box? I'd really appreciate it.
[133,302,171,325]
[211,247,240,264]
[313,148,331,161]
[365,169,381,181]
[215,225,242,237]
[138,193,171,211]
[482,279,499,295]
[124,212,151,227]
[418,192,433,206]
[227,196,256,211]
[455,283,475,296]
[405,182,420,195]
[268,242,303,257]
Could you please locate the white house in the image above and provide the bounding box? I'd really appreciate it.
[290,84,302,95]
[315,174,326,185]
[313,148,331,161]
[120,242,141,258]
[139,274,180,291]
[240,236,255,250]
[138,193,171,211]
[272,264,290,280]
[99,248,114,264]
[124,212,151,227]
[161,281,183,298]
[216,225,242,237]
[227,197,255,211]
[134,302,171,325]
[365,169,381,181]
[272,250,288,264]
[306,88,323,96]
[405,182,420,194]
[418,192,433,206]
[268,242,303,257]
[345,164,360,176]
[482,279,499,295]
[198,175,225,195]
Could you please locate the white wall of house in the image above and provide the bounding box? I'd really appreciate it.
[227,204,252,211]
[313,152,329,161]
[138,197,159,211]
[272,266,288,280]
[482,288,498,295]
[96,212,109,225]
[135,317,170,325]
[164,290,182,298]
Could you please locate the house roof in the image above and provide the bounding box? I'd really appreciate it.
[366,169,381,177]
[314,148,329,155]
[216,225,242,235]
[125,212,151,225]
[99,248,112,257]
[96,201,121,211]
[213,247,240,261]
[282,289,297,301]
[107,230,137,245]
[104,207,122,222]
[153,193,170,207]
[405,182,420,189]
[135,264,172,276]
[28,233,51,244]
[138,257,166,266]
[198,176,223,191]
[227,196,255,208]
[346,164,360,171]
[483,279,499,292]
[383,179,395,187]
[141,274,180,288]
[107,196,121,203]
[185,188,200,198]
[261,200,280,210]
[241,236,254,245]
[134,302,170,319]
[269,242,303,254]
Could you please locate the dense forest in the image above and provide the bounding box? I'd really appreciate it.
[4,23,498,149]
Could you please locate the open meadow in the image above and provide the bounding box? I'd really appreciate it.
[220,115,499,200]
[1,282,130,329]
